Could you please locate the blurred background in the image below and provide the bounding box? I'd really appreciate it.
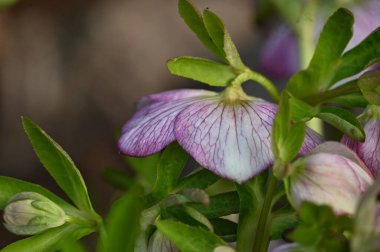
[1,0,375,248]
[0,0,267,246]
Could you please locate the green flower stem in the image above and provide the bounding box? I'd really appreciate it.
[231,68,280,102]
[305,80,360,105]
[252,171,278,252]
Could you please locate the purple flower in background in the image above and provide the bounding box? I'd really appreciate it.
[118,87,320,183]
[260,0,380,79]
[286,142,374,215]
[342,106,380,178]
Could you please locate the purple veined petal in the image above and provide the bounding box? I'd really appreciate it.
[259,26,299,79]
[310,141,373,176]
[136,89,216,109]
[174,98,276,183]
[299,128,322,155]
[118,90,218,157]
[342,118,380,178]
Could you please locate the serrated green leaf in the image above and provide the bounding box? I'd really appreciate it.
[156,219,227,252]
[188,191,240,219]
[332,28,380,85]
[287,8,353,98]
[176,168,220,191]
[22,117,93,212]
[149,142,188,204]
[316,106,365,140]
[358,71,380,105]
[1,224,92,252]
[0,176,74,213]
[178,0,225,61]
[167,57,236,86]
[98,186,143,252]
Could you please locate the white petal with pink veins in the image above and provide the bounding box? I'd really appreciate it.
[174,98,276,183]
[118,89,217,156]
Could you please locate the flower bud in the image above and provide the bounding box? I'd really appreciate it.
[286,143,374,215]
[3,192,67,235]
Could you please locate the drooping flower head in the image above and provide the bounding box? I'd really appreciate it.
[342,105,380,177]
[118,85,320,183]
[286,142,374,215]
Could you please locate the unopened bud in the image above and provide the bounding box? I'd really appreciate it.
[3,192,66,235]
[286,143,374,215]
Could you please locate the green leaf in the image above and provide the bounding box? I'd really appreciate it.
[351,176,380,252]
[163,205,214,231]
[0,176,75,213]
[203,9,225,57]
[358,71,380,105]
[188,191,240,218]
[125,153,160,191]
[316,106,365,140]
[147,142,188,204]
[273,92,306,164]
[270,206,298,240]
[156,219,228,252]
[332,28,380,84]
[98,186,143,252]
[178,0,225,61]
[289,96,319,122]
[60,240,87,252]
[167,57,236,86]
[1,224,93,252]
[175,168,220,191]
[101,168,134,191]
[209,218,237,242]
[287,8,353,98]
[326,93,368,108]
[22,117,93,212]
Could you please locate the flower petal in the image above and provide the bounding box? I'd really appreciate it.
[174,98,276,183]
[342,118,380,177]
[119,89,217,156]
[289,152,374,215]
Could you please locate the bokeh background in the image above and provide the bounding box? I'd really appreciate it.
[0,0,278,247]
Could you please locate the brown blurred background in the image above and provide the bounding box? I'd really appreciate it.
[0,0,269,247]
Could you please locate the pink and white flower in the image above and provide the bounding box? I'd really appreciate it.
[118,87,320,183]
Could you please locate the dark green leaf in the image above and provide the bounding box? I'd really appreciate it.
[156,219,228,252]
[209,218,237,242]
[175,168,220,191]
[125,153,160,191]
[1,224,93,252]
[101,168,134,191]
[270,206,298,240]
[178,0,225,61]
[22,117,93,212]
[163,205,213,231]
[332,28,380,84]
[167,57,236,86]
[326,93,368,108]
[149,142,188,203]
[0,176,74,213]
[287,9,353,98]
[316,106,365,140]
[188,191,240,218]
[98,186,143,252]
[358,71,380,105]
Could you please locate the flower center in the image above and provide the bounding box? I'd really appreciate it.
[221,85,250,104]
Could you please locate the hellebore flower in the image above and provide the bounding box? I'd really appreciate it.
[342,106,380,177]
[286,142,374,215]
[3,192,67,235]
[118,86,320,183]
